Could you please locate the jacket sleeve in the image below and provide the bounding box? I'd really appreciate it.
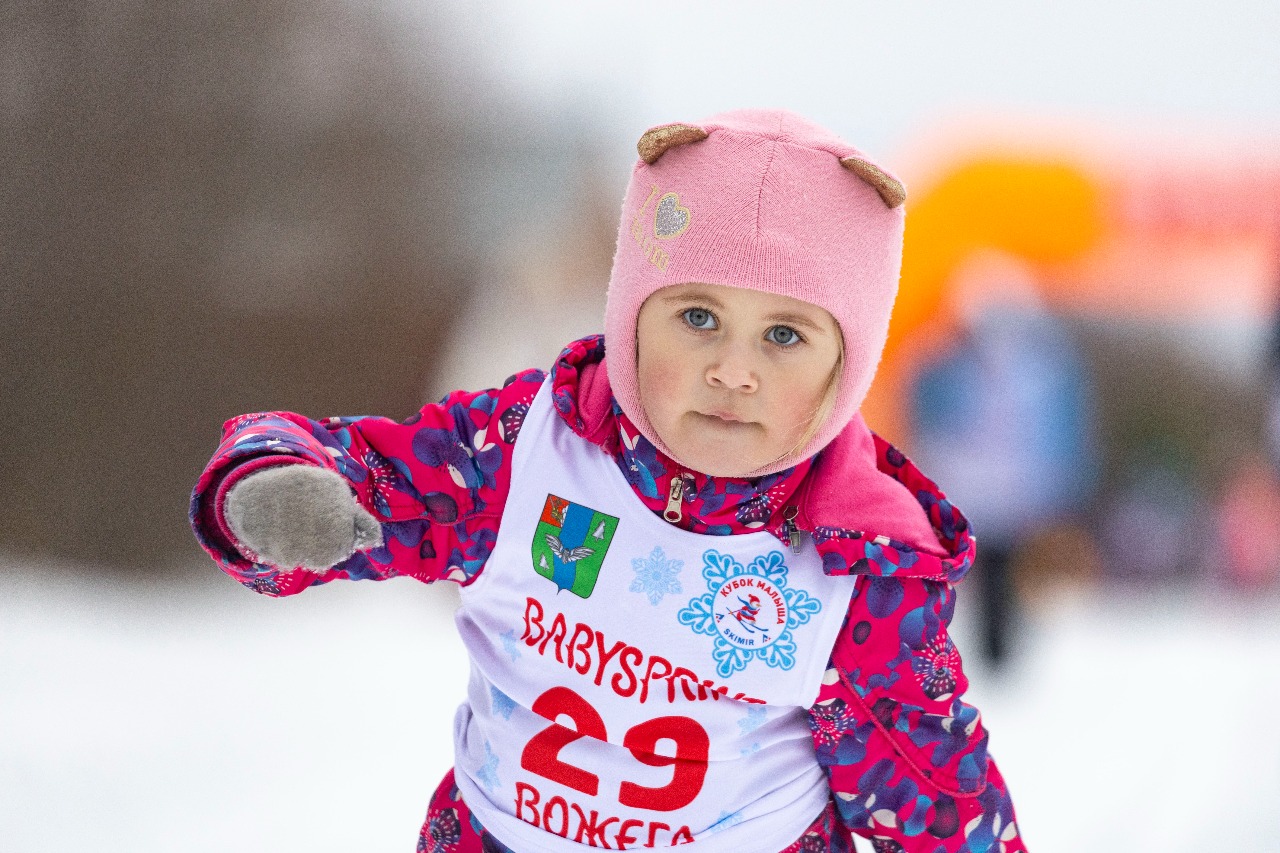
[189,368,546,596]
[808,576,1027,852]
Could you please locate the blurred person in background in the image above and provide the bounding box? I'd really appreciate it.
[1213,297,1280,591]
[910,252,1098,669]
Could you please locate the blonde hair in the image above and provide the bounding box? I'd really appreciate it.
[764,339,845,470]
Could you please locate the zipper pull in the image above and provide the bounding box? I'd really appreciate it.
[664,474,686,524]
[782,504,802,554]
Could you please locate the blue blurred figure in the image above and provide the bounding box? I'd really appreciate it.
[910,258,1098,668]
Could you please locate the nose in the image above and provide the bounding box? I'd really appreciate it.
[705,339,759,392]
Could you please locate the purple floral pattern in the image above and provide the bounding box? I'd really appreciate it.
[417,806,462,853]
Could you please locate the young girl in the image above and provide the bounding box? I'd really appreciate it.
[191,109,1027,853]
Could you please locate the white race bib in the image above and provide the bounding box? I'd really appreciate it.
[452,381,854,851]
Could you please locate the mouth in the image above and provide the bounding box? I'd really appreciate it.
[696,410,750,425]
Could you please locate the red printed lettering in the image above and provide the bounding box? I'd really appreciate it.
[593,633,627,687]
[618,715,710,811]
[522,597,545,645]
[571,803,618,848]
[545,795,571,838]
[611,645,642,698]
[540,612,568,662]
[515,781,540,827]
[521,687,607,796]
[517,602,763,705]
[520,779,693,849]
[614,819,644,848]
[668,668,700,702]
[567,623,595,675]
[522,689,712,817]
[639,654,672,704]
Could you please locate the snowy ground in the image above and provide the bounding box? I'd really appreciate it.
[3,557,1279,852]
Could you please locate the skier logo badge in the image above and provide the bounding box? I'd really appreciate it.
[531,495,619,598]
[713,578,786,650]
[678,550,823,677]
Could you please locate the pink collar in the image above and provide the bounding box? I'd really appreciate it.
[567,346,943,555]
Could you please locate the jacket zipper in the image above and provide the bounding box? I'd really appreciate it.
[782,504,802,554]
[663,474,686,523]
[667,477,804,552]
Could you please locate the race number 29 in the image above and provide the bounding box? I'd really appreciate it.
[520,686,710,812]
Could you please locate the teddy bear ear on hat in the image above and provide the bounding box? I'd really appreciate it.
[839,157,907,209]
[636,123,710,164]
[636,121,906,210]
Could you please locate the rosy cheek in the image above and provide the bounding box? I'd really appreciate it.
[649,359,684,391]
[777,380,829,434]
[638,350,684,411]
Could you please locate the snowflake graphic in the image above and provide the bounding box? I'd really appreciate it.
[499,629,522,662]
[677,549,822,678]
[490,686,516,720]
[738,705,768,735]
[740,741,761,757]
[630,546,683,605]
[476,740,500,792]
[708,810,745,834]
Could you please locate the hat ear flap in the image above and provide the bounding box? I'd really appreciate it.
[637,123,710,164]
[839,156,907,208]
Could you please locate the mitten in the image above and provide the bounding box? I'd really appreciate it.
[223,465,383,571]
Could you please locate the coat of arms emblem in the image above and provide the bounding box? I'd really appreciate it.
[531,494,619,598]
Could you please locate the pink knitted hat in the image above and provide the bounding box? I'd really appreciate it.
[604,108,907,476]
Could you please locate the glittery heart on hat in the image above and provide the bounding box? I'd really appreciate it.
[654,192,691,240]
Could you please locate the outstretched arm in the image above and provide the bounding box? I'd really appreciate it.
[809,577,1027,852]
[190,369,545,596]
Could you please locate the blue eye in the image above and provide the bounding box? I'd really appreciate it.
[683,308,717,330]
[766,325,802,346]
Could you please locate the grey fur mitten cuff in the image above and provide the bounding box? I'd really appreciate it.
[223,465,383,571]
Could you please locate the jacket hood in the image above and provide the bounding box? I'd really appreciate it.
[548,336,976,584]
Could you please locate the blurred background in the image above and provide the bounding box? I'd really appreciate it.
[3,1,1279,850]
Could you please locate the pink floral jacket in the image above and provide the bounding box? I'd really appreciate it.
[190,336,1026,852]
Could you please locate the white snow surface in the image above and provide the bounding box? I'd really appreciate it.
[3,558,1279,852]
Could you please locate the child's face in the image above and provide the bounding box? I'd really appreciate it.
[636,282,842,477]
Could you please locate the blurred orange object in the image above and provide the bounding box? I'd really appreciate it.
[865,118,1280,443]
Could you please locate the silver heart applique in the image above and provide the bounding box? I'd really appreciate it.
[654,192,691,240]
